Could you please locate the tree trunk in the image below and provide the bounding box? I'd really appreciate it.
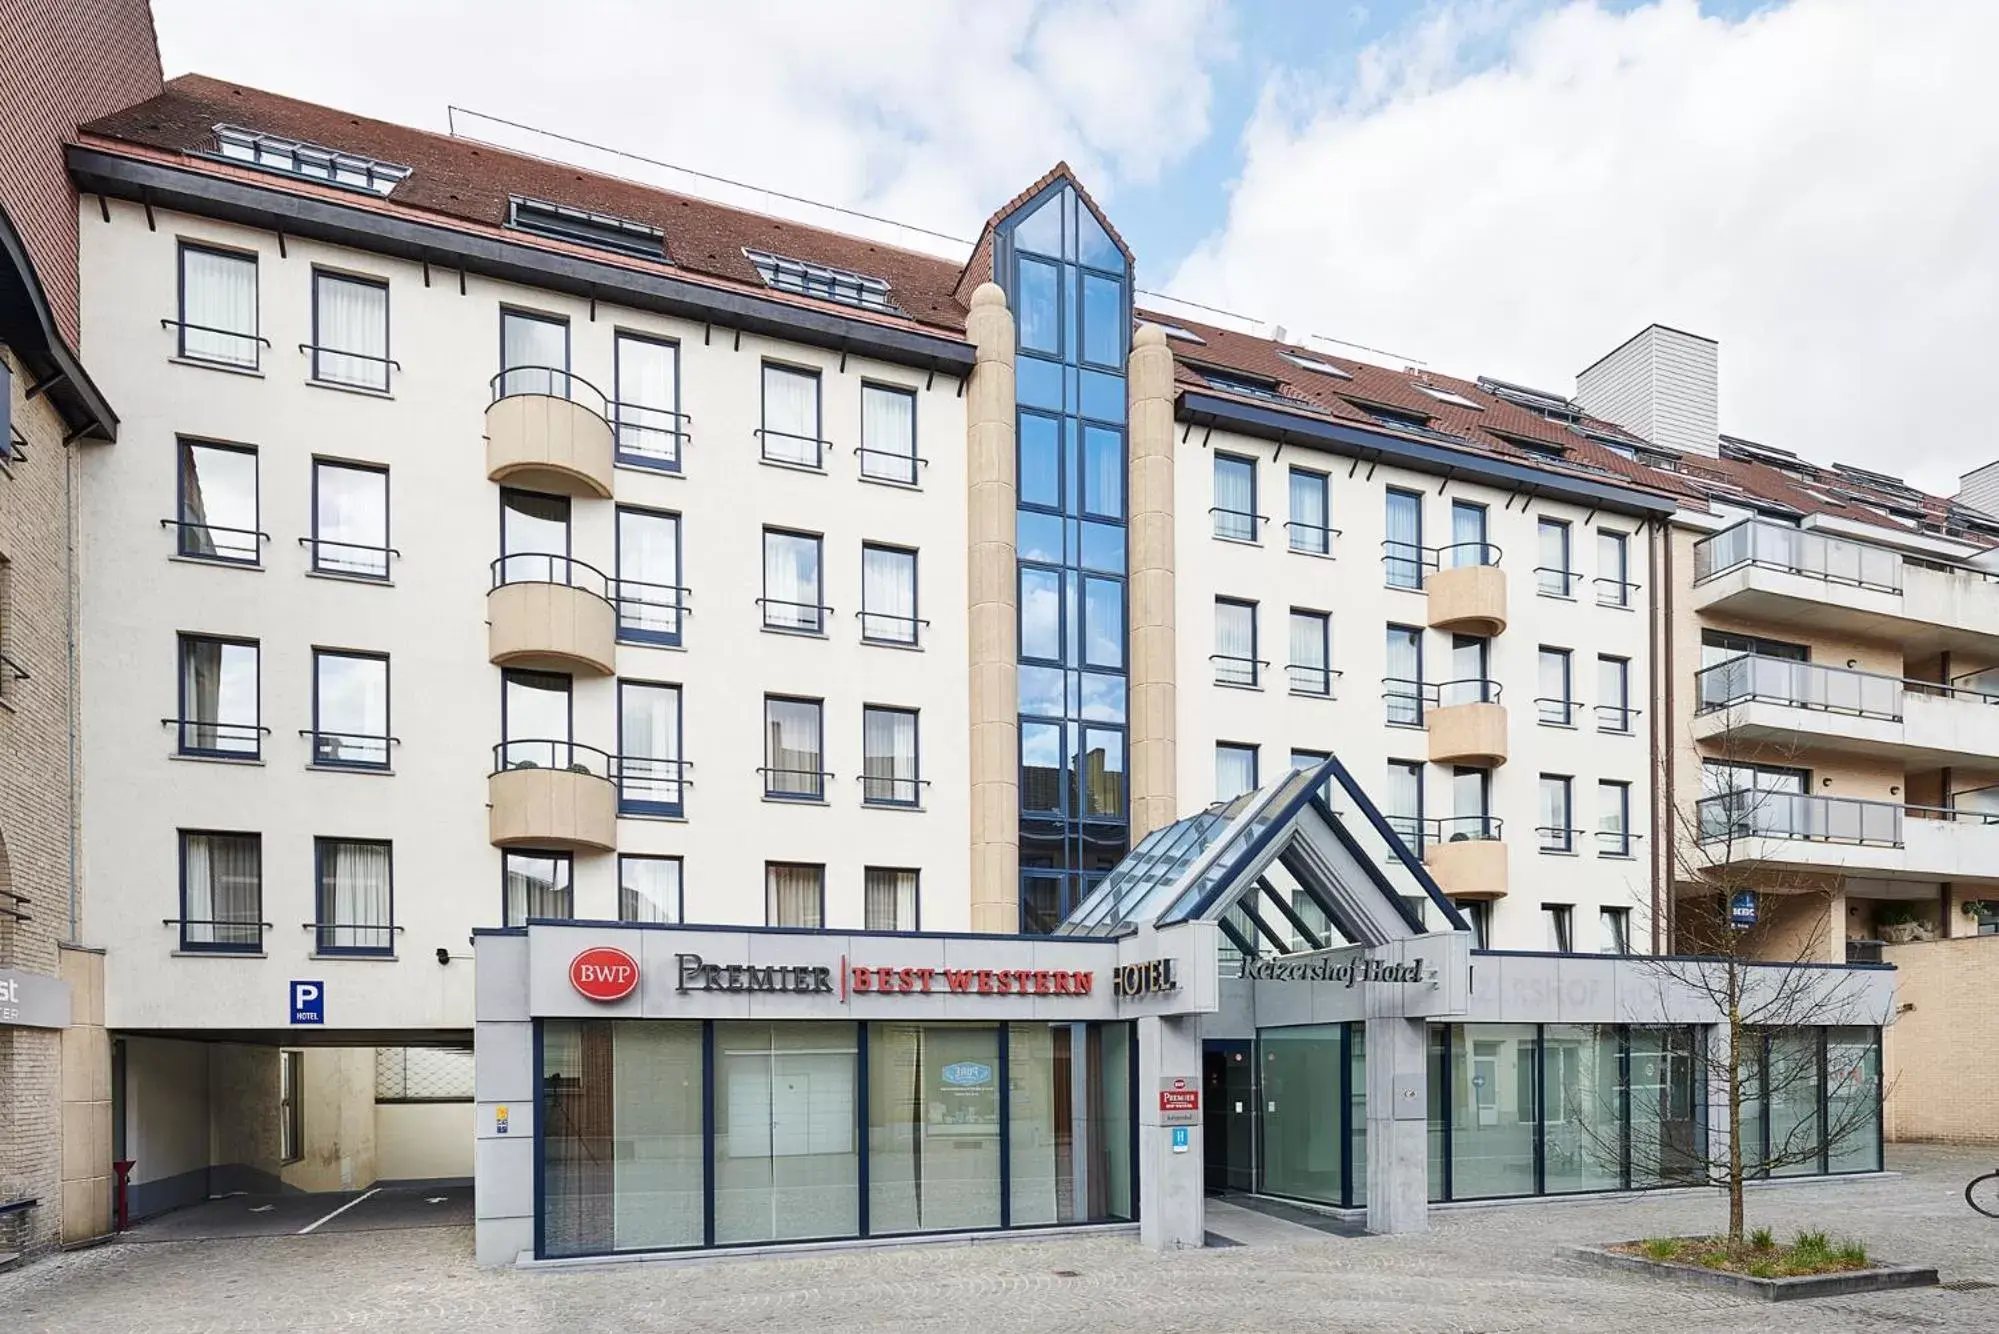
[1727,979,1744,1245]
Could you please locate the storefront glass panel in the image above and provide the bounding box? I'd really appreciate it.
[868,1024,1002,1233]
[1826,1027,1882,1173]
[1092,1023,1134,1220]
[713,1021,860,1244]
[1766,1029,1823,1177]
[1628,1027,1703,1187]
[1009,1025,1076,1225]
[1448,1023,1537,1199]
[1347,1025,1366,1207]
[1257,1024,1343,1206]
[1541,1025,1621,1194]
[1427,1027,1447,1202]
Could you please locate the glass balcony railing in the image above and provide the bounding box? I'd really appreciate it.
[1696,791,1999,847]
[1692,518,1902,593]
[1697,653,1999,722]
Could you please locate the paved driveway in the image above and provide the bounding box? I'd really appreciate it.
[121,1184,474,1242]
[4,1147,1997,1332]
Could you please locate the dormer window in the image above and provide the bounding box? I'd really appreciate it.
[1200,368,1290,403]
[1412,382,1481,410]
[212,124,411,196]
[744,250,900,315]
[1146,320,1207,345]
[1278,350,1351,379]
[508,197,665,261]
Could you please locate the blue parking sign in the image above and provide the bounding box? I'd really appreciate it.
[290,980,324,1025]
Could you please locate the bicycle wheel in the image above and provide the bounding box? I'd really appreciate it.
[1968,1172,1999,1218]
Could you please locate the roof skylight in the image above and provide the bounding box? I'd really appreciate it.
[1148,320,1208,345]
[508,196,664,260]
[744,249,900,315]
[1412,382,1482,410]
[1279,350,1352,379]
[211,123,410,196]
[1476,377,1580,420]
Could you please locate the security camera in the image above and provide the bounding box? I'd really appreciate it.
[436,947,451,966]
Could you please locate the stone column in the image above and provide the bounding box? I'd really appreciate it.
[1364,1015,1430,1234]
[1127,324,1178,841]
[1136,1014,1205,1250]
[965,283,1020,934]
[57,944,112,1242]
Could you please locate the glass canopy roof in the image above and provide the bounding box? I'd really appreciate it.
[1057,758,1467,958]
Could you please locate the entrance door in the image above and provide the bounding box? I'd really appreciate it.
[1203,1040,1255,1194]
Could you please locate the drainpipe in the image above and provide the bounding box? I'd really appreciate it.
[1652,518,1674,954]
[65,436,78,941]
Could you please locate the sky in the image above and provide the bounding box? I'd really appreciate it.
[151,0,1999,494]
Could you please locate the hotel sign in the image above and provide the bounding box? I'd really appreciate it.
[1245,955,1430,987]
[1111,958,1179,999]
[0,968,69,1029]
[672,953,1095,1000]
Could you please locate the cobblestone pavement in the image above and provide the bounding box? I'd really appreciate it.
[5,1146,1997,1333]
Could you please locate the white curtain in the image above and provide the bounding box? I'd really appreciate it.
[765,699,821,796]
[1289,469,1328,552]
[766,864,823,927]
[1213,600,1255,685]
[1540,649,1570,720]
[763,532,819,630]
[861,546,916,643]
[618,511,681,637]
[620,857,681,924]
[863,708,917,803]
[313,462,387,577]
[1451,502,1487,567]
[616,336,679,462]
[1539,520,1571,593]
[1289,612,1327,694]
[501,312,569,397]
[864,868,918,931]
[620,684,681,807]
[1540,778,1571,849]
[762,365,820,465]
[860,385,915,483]
[1385,490,1423,585]
[315,274,388,389]
[182,248,257,366]
[1215,745,1257,801]
[504,854,571,925]
[184,833,259,947]
[323,840,391,950]
[1213,457,1255,539]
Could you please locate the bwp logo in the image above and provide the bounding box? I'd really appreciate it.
[569,946,640,1002]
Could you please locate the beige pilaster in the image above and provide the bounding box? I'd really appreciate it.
[1128,324,1178,840]
[966,283,1020,933]
[57,944,112,1243]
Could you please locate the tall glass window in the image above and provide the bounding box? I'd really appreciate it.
[1826,1028,1882,1173]
[1384,759,1424,852]
[499,488,569,585]
[1539,775,1574,852]
[862,706,920,806]
[1006,1024,1072,1223]
[1597,529,1631,606]
[1448,500,1488,567]
[1385,624,1424,725]
[762,529,824,632]
[499,308,568,398]
[1002,179,1130,932]
[1629,1027,1703,1187]
[1289,609,1331,696]
[1288,467,1331,554]
[1450,1023,1538,1199]
[860,383,918,485]
[315,837,392,955]
[618,855,682,924]
[1385,488,1425,588]
[869,1024,1001,1233]
[1541,1025,1621,1194]
[1213,598,1258,686]
[500,668,571,770]
[618,681,683,816]
[178,243,259,368]
[177,439,259,563]
[713,1022,859,1243]
[502,850,571,925]
[311,459,389,578]
[613,333,681,470]
[312,649,389,768]
[177,633,260,758]
[1537,518,1573,596]
[1598,654,1632,733]
[861,544,919,646]
[1766,1030,1824,1177]
[616,506,683,646]
[763,696,823,800]
[310,271,389,391]
[1538,646,1573,725]
[863,868,918,931]
[1258,1025,1345,1206]
[761,364,823,467]
[765,863,824,927]
[178,829,261,952]
[1215,743,1259,802]
[1213,454,1257,541]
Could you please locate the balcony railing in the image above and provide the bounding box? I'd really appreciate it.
[615,577,690,646]
[299,535,397,581]
[162,517,267,565]
[1436,677,1503,708]
[1434,541,1502,569]
[1693,790,1999,847]
[1285,520,1339,555]
[1697,652,1999,721]
[617,755,690,817]
[491,365,610,420]
[1382,677,1437,726]
[302,728,395,769]
[493,739,615,779]
[856,445,925,486]
[492,553,613,601]
[1692,518,1902,593]
[1213,653,1266,688]
[1287,662,1337,697]
[1382,540,1439,589]
[612,401,690,472]
[1430,815,1503,843]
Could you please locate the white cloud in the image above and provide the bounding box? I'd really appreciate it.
[152,0,1229,257]
[1171,0,1999,493]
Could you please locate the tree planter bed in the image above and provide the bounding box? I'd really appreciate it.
[1563,1242,1939,1302]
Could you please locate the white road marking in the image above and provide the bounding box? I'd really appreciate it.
[424,1197,447,1205]
[247,1205,274,1213]
[297,1188,380,1235]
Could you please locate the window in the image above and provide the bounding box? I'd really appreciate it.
[375,1048,475,1103]
[762,529,824,632]
[764,696,824,800]
[311,649,389,768]
[861,544,920,646]
[214,123,410,195]
[1543,903,1575,952]
[176,439,259,564]
[1539,776,1574,853]
[508,195,663,260]
[1443,634,1492,707]
[1082,425,1123,519]
[862,705,920,806]
[766,863,825,927]
[1213,454,1257,541]
[1701,628,1807,666]
[310,271,389,391]
[746,249,898,315]
[1599,780,1633,857]
[618,681,683,816]
[1214,598,1258,686]
[1384,488,1425,588]
[1597,655,1633,733]
[499,490,570,588]
[178,830,262,951]
[1278,349,1350,379]
[619,855,682,924]
[860,383,919,485]
[177,243,259,368]
[1537,647,1574,726]
[1082,577,1124,670]
[1454,899,1490,949]
[176,634,260,758]
[1448,500,1490,567]
[864,868,920,931]
[499,668,573,771]
[1290,749,1329,771]
[615,506,684,646]
[315,837,392,954]
[613,333,682,470]
[1288,467,1332,554]
[1597,530,1631,606]
[503,850,572,925]
[1451,766,1492,840]
[761,363,823,467]
[1600,907,1632,955]
[1537,518,1574,596]
[1020,566,1062,663]
[1215,743,1259,801]
[1384,760,1424,852]
[1385,623,1425,724]
[310,459,389,579]
[498,308,570,399]
[1288,609,1332,696]
[280,1049,303,1164]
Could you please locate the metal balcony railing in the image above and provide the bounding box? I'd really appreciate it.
[490,366,610,420]
[1692,518,1902,593]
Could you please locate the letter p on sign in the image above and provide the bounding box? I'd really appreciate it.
[290,980,324,1025]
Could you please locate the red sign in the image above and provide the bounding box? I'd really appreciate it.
[846,964,1093,998]
[569,947,639,1002]
[1159,1077,1200,1116]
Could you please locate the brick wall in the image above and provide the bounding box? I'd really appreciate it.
[0,0,161,347]
[1882,935,1999,1144]
[0,348,86,1253]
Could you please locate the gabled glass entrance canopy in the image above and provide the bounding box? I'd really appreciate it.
[1057,758,1468,959]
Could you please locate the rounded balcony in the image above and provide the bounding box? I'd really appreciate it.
[1422,817,1508,900]
[488,555,617,676]
[489,740,617,853]
[1428,680,1508,766]
[1426,546,1507,636]
[485,367,615,498]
